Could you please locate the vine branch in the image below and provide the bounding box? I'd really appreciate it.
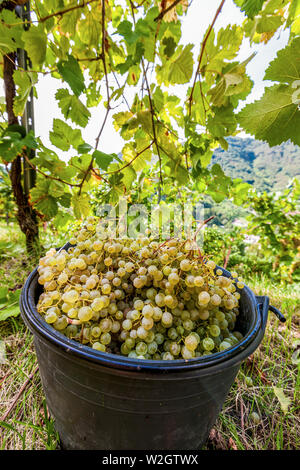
[130,1,163,190]
[39,0,98,23]
[154,0,183,22]
[188,0,226,115]
[100,141,155,176]
[79,0,111,195]
[23,154,80,188]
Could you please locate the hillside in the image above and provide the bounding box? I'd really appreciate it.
[211,137,300,192]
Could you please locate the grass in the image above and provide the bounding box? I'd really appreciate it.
[0,223,299,450]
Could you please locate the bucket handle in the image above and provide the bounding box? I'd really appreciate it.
[268,304,286,323]
[256,295,286,327]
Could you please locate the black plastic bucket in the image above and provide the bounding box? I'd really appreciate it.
[20,258,285,450]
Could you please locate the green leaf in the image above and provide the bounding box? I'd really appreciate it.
[201,25,243,74]
[0,130,37,163]
[136,110,152,134]
[93,150,116,171]
[22,24,47,66]
[113,111,133,130]
[60,8,81,36]
[256,14,283,33]
[70,154,93,176]
[48,180,66,198]
[57,55,85,97]
[122,165,137,190]
[55,89,91,127]
[264,37,300,84]
[238,84,300,146]
[30,180,58,219]
[168,44,194,85]
[58,193,72,208]
[72,193,91,219]
[207,106,237,137]
[117,20,139,45]
[273,386,291,414]
[119,143,147,173]
[78,143,93,154]
[287,0,300,36]
[0,9,24,53]
[77,10,101,48]
[0,289,21,321]
[153,87,164,113]
[208,55,255,106]
[207,164,232,202]
[49,119,83,151]
[162,36,177,58]
[234,0,266,18]
[53,211,73,229]
[0,287,9,304]
[5,124,26,138]
[13,70,38,116]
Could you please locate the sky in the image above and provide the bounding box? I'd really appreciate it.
[11,0,291,154]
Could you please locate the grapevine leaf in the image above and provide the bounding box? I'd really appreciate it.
[287,0,300,36]
[264,37,300,84]
[49,119,84,151]
[70,154,93,176]
[256,14,283,33]
[208,55,255,106]
[60,8,81,36]
[122,165,137,190]
[93,150,116,171]
[0,9,24,53]
[53,211,73,229]
[77,10,101,48]
[117,20,139,45]
[30,180,58,219]
[153,86,164,112]
[207,106,237,137]
[0,130,37,163]
[162,36,177,58]
[113,111,133,130]
[57,193,72,208]
[72,193,91,219]
[48,180,66,198]
[234,0,266,18]
[57,55,85,97]
[78,143,93,154]
[22,24,47,66]
[0,24,18,53]
[13,70,38,116]
[201,26,243,73]
[207,164,232,203]
[55,89,91,127]
[237,84,300,146]
[168,44,194,84]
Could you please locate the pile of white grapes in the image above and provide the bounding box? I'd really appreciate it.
[36,217,245,360]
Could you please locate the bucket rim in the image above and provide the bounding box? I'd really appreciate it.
[20,261,264,372]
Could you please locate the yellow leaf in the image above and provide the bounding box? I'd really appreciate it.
[273,386,291,414]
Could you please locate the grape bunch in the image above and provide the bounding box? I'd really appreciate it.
[36,217,245,361]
